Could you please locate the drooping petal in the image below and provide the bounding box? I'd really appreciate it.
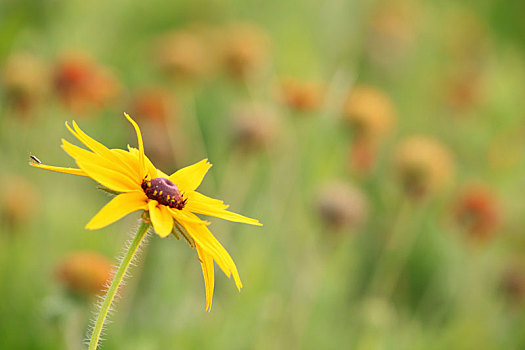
[178,212,242,290]
[85,191,148,230]
[62,139,139,189]
[185,192,262,226]
[148,200,174,237]
[125,113,146,180]
[169,159,212,193]
[196,245,215,311]
[30,162,87,176]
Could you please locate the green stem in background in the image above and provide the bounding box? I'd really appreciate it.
[366,199,414,297]
[88,221,151,350]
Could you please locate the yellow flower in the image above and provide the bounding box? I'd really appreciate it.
[31,113,261,310]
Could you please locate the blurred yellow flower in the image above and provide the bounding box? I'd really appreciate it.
[343,85,396,143]
[393,135,455,197]
[31,113,261,310]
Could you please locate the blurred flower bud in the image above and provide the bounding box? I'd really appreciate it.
[393,136,454,197]
[343,86,396,143]
[444,8,491,66]
[54,53,120,114]
[129,87,178,169]
[131,86,176,124]
[349,139,378,174]
[502,265,525,304]
[231,104,277,153]
[317,181,369,230]
[221,23,269,79]
[1,174,40,231]
[443,67,484,113]
[56,251,113,298]
[455,184,500,240]
[155,29,210,80]
[1,52,49,114]
[365,0,418,69]
[279,78,324,113]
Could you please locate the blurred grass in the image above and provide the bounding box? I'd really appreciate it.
[2,0,525,349]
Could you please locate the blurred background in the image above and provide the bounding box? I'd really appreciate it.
[1,0,525,349]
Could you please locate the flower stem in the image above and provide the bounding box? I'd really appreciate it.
[88,221,151,350]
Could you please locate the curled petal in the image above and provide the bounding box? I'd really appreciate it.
[125,113,147,180]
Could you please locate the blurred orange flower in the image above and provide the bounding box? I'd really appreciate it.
[54,53,120,114]
[1,174,41,230]
[131,86,177,123]
[221,23,270,79]
[455,184,500,240]
[56,251,113,298]
[280,78,324,113]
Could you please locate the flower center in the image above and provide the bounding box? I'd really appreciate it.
[141,177,186,210]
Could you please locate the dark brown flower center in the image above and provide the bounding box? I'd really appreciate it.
[141,177,186,210]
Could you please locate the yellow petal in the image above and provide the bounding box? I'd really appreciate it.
[186,191,228,208]
[125,113,147,180]
[196,246,215,311]
[67,119,147,180]
[111,149,141,182]
[124,147,159,179]
[30,162,87,176]
[148,200,174,237]
[169,208,210,225]
[66,121,109,155]
[67,121,126,166]
[85,191,148,230]
[185,192,262,226]
[169,159,212,193]
[62,139,139,189]
[178,212,242,290]
[77,160,139,193]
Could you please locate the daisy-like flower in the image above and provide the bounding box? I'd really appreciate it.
[31,113,261,310]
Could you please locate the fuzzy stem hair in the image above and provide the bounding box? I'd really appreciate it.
[88,220,151,350]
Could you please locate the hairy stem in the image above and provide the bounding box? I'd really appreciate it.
[88,220,151,350]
